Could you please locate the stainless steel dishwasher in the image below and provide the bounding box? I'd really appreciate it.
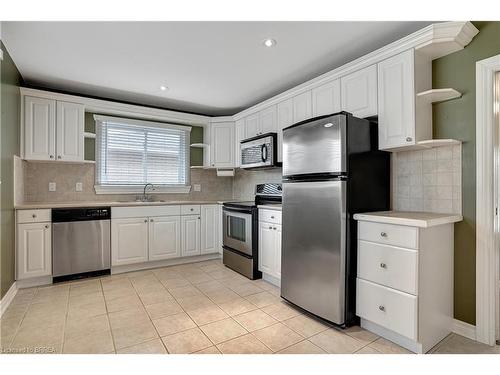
[52,207,111,282]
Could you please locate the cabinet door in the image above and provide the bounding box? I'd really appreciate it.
[111,218,149,266]
[293,91,312,123]
[211,122,235,168]
[181,215,201,257]
[201,205,218,254]
[245,113,260,138]
[259,105,277,134]
[148,216,181,261]
[312,79,341,117]
[377,49,416,150]
[56,101,84,162]
[277,98,293,163]
[234,119,245,168]
[341,65,378,118]
[17,223,52,279]
[274,224,282,279]
[217,204,223,254]
[24,96,56,161]
[258,222,275,275]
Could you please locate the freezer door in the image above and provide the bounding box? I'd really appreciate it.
[281,179,347,324]
[283,114,346,177]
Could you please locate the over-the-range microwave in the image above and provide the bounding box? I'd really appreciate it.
[240,133,281,170]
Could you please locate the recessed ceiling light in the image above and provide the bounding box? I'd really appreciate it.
[160,85,169,91]
[263,38,277,48]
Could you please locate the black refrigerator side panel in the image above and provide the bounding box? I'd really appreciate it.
[345,150,391,326]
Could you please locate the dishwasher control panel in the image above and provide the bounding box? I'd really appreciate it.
[52,207,111,222]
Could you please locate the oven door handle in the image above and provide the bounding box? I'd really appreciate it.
[261,144,268,162]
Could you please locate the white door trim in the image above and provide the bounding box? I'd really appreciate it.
[475,53,500,345]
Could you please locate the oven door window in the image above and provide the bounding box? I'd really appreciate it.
[228,216,246,242]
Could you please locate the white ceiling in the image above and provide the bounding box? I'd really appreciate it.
[3,21,432,116]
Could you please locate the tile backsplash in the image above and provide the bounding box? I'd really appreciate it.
[394,144,462,214]
[232,168,283,200]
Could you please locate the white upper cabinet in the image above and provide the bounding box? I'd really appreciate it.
[200,204,219,255]
[24,96,56,161]
[259,105,277,134]
[148,216,181,261]
[244,113,260,138]
[293,91,312,123]
[234,119,245,168]
[56,101,84,162]
[210,120,235,168]
[312,79,341,117]
[341,65,378,118]
[377,49,416,150]
[277,98,293,163]
[181,215,201,257]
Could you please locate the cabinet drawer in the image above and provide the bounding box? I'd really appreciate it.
[356,278,417,340]
[112,205,181,219]
[358,240,418,295]
[181,205,201,215]
[259,209,281,224]
[358,221,418,249]
[17,209,51,224]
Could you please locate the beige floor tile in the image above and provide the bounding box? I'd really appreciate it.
[65,314,110,340]
[277,340,327,354]
[68,300,107,320]
[145,300,183,320]
[162,327,213,354]
[69,292,105,307]
[195,280,226,293]
[261,302,302,321]
[252,279,278,292]
[134,282,166,295]
[153,313,197,337]
[217,333,272,354]
[177,295,215,311]
[207,269,239,280]
[26,300,68,316]
[199,318,248,344]
[138,290,175,306]
[368,338,412,354]
[187,305,229,326]
[233,310,277,332]
[69,280,102,297]
[105,294,143,313]
[198,264,224,273]
[0,335,15,350]
[103,286,136,300]
[185,273,214,284]
[63,329,114,354]
[117,338,168,354]
[112,320,159,349]
[218,298,258,316]
[204,288,241,304]
[169,285,203,299]
[193,346,221,354]
[108,307,150,330]
[245,291,281,308]
[228,282,264,297]
[282,314,329,338]
[309,329,365,354]
[1,318,21,339]
[21,309,67,329]
[252,323,303,352]
[161,278,192,289]
[355,346,381,354]
[431,333,500,354]
[11,322,64,354]
[345,326,379,346]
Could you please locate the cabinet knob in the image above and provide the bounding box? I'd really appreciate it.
[49,155,54,159]
[380,262,387,269]
[144,219,148,223]
[406,137,412,142]
[57,155,62,159]
[380,232,387,237]
[198,217,201,220]
[190,208,194,211]
[273,227,277,230]
[270,216,275,219]
[45,224,49,229]
[32,214,37,218]
[269,226,272,229]
[379,305,385,312]
[150,219,154,222]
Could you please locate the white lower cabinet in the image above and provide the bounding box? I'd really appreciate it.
[17,222,52,280]
[148,216,181,261]
[111,217,149,266]
[181,215,201,257]
[258,209,282,284]
[201,204,218,255]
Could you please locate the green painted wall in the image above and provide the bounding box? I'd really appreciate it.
[83,112,204,166]
[0,42,22,299]
[432,21,500,325]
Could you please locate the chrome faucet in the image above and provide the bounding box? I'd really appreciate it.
[139,183,154,202]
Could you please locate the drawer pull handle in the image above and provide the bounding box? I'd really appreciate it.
[379,305,385,312]
[380,232,387,237]
[380,263,387,269]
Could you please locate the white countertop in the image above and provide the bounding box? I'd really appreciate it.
[16,200,231,210]
[353,211,463,228]
[257,204,282,211]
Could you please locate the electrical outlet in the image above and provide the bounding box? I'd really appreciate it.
[48,182,56,192]
[193,184,201,192]
[75,182,83,192]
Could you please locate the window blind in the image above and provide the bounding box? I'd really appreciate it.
[95,116,190,187]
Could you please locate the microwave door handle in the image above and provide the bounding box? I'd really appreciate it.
[261,144,268,162]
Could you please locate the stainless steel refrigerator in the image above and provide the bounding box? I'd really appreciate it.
[281,112,390,327]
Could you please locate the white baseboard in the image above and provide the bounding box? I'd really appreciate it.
[262,273,280,287]
[452,319,476,341]
[0,282,18,317]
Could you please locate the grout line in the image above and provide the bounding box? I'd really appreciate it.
[99,278,117,354]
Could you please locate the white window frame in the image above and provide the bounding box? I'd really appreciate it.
[93,115,192,194]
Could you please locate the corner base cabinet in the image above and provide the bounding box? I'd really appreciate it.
[353,213,460,353]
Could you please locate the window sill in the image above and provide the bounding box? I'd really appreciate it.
[94,185,192,195]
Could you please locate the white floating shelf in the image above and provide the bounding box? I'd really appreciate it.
[190,165,204,169]
[190,143,207,148]
[84,132,96,139]
[82,160,96,164]
[416,139,461,148]
[416,88,462,104]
